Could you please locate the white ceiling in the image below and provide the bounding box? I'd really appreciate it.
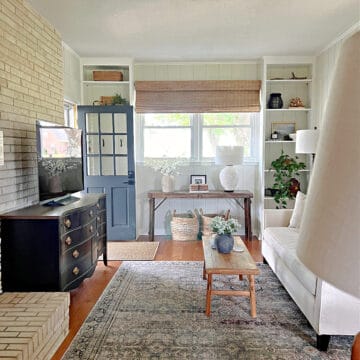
[28,0,359,62]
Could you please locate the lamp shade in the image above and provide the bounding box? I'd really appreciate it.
[296,32,360,298]
[295,129,319,154]
[215,146,244,165]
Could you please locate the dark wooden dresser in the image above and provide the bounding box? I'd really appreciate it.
[0,193,107,291]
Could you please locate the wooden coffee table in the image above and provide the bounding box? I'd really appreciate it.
[202,235,260,317]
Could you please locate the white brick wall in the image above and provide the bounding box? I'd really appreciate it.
[0,0,64,213]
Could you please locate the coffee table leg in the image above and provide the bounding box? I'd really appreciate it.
[239,274,243,281]
[202,262,206,280]
[248,275,257,318]
[206,274,213,317]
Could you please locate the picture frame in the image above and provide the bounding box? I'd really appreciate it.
[271,122,296,140]
[190,175,207,185]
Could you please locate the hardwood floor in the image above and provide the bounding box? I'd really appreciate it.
[51,236,262,360]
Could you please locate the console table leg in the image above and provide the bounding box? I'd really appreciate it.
[148,198,155,241]
[244,198,252,241]
[206,274,213,317]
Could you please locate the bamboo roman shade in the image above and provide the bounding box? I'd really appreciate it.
[135,80,261,113]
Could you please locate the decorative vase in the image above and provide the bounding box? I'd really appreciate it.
[161,175,175,192]
[268,93,283,109]
[215,234,234,254]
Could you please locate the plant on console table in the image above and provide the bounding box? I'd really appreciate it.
[145,159,183,193]
[210,216,240,253]
[270,150,306,209]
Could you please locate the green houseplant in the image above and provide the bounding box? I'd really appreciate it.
[270,150,306,208]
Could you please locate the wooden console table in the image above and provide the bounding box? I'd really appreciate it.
[147,190,253,241]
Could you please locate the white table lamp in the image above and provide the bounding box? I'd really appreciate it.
[295,129,319,155]
[215,146,244,192]
[296,32,360,299]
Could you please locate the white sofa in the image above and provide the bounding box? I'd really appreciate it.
[262,209,360,351]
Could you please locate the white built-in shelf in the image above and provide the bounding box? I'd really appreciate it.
[266,108,311,112]
[265,140,295,143]
[264,169,310,173]
[83,81,130,85]
[266,79,312,84]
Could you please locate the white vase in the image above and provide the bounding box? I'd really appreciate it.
[161,175,175,192]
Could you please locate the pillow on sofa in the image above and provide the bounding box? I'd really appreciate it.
[289,191,306,229]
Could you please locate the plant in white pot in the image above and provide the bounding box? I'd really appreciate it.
[210,216,240,253]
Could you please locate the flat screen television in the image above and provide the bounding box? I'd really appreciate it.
[36,120,84,204]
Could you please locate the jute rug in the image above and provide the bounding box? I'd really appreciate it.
[102,241,159,261]
[63,262,352,359]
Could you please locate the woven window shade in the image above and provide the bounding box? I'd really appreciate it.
[135,80,261,113]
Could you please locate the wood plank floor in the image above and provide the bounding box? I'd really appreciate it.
[51,236,262,360]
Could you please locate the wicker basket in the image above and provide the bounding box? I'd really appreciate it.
[200,208,230,237]
[171,210,199,241]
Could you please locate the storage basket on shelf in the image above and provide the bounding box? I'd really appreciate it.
[199,208,230,237]
[170,210,199,241]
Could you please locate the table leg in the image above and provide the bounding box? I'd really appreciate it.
[239,274,243,281]
[248,274,256,318]
[203,262,207,280]
[206,274,213,317]
[244,198,252,241]
[148,198,155,241]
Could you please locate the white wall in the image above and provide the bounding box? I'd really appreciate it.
[313,25,359,128]
[63,43,81,104]
[134,62,262,237]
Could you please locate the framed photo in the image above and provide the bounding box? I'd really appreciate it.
[271,122,296,140]
[190,175,207,185]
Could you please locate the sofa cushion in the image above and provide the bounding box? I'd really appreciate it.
[263,227,317,295]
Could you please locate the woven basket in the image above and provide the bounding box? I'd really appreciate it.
[171,210,199,241]
[200,209,230,237]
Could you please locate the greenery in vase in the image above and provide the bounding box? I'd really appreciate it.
[270,150,306,208]
[111,93,128,105]
[145,159,183,176]
[210,216,240,235]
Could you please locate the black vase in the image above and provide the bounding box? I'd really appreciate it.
[268,93,283,109]
[215,234,234,254]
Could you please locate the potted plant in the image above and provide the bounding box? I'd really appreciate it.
[210,216,240,253]
[270,150,306,208]
[111,93,128,105]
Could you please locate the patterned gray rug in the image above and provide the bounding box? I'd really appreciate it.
[63,261,352,359]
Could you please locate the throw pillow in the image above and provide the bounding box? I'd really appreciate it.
[288,191,306,229]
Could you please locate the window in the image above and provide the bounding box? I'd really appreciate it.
[139,112,258,162]
[64,101,77,128]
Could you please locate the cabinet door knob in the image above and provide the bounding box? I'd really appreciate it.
[89,210,94,217]
[65,236,72,246]
[89,225,94,233]
[72,249,80,258]
[64,218,71,228]
[72,267,80,276]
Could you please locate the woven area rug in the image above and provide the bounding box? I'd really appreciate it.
[102,241,159,261]
[63,262,352,359]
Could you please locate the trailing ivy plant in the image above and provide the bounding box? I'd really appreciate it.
[270,150,306,208]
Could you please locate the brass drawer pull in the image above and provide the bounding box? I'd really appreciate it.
[97,216,101,222]
[89,225,94,233]
[72,267,80,276]
[96,202,100,209]
[65,236,72,246]
[89,210,94,217]
[64,218,71,228]
[72,249,80,258]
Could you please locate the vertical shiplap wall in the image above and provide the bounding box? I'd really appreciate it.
[63,43,81,104]
[133,62,262,237]
[313,27,359,128]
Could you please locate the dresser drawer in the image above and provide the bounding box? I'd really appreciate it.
[80,205,97,225]
[61,252,92,287]
[61,238,92,270]
[96,210,106,227]
[62,211,81,232]
[61,218,96,252]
